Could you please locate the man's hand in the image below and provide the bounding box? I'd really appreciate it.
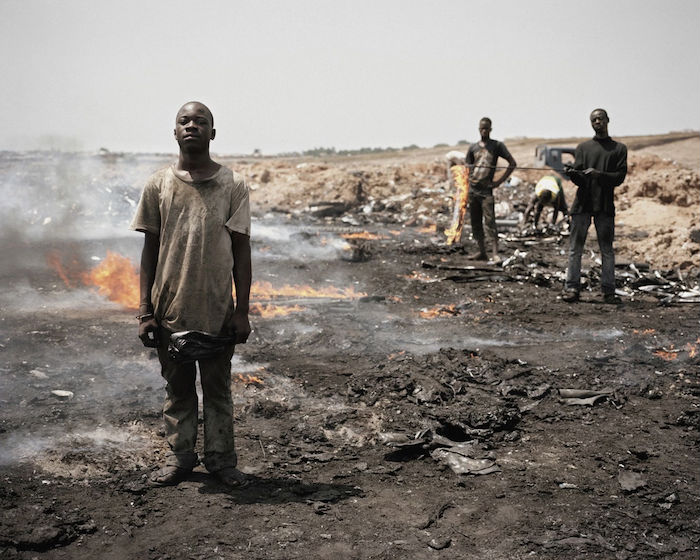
[582,167,601,177]
[230,311,251,344]
[138,317,159,348]
[563,164,579,178]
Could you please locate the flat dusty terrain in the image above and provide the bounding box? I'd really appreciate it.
[1,133,698,559]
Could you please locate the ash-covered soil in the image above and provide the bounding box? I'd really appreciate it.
[1,135,699,559]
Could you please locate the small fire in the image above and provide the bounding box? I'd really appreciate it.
[419,304,458,318]
[685,342,698,358]
[417,224,437,234]
[46,250,82,289]
[235,373,263,385]
[48,250,139,308]
[251,281,366,300]
[48,250,367,311]
[653,346,678,361]
[341,232,388,240]
[444,165,469,245]
[404,271,437,283]
[81,252,140,308]
[250,302,306,317]
[387,350,406,360]
[633,328,656,335]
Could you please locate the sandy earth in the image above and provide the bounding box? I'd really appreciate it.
[0,133,699,559]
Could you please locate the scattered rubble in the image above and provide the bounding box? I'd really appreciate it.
[0,137,698,559]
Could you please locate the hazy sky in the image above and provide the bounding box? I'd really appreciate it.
[2,0,698,154]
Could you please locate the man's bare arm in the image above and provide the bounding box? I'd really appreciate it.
[493,153,517,188]
[138,232,160,347]
[231,231,252,344]
[523,194,537,223]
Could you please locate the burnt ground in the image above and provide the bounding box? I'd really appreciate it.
[1,217,699,560]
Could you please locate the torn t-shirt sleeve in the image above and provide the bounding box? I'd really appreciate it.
[129,178,161,235]
[225,175,251,236]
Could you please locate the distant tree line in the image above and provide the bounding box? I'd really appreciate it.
[272,139,469,158]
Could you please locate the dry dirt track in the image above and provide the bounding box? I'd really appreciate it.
[1,135,699,559]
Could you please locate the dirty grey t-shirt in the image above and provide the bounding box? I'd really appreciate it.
[466,139,513,196]
[130,166,251,333]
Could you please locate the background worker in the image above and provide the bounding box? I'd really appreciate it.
[131,101,252,487]
[523,174,569,228]
[463,117,517,262]
[562,108,627,304]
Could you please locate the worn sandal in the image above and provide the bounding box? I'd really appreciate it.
[212,467,249,488]
[150,465,192,486]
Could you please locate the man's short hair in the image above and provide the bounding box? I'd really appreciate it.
[178,101,215,127]
[479,117,492,128]
[590,108,608,120]
[538,189,553,203]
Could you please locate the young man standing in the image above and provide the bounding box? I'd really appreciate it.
[464,117,517,262]
[563,108,627,304]
[130,101,252,486]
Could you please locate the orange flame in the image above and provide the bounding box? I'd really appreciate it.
[235,373,263,385]
[81,251,140,308]
[653,346,678,361]
[251,280,366,300]
[419,304,458,318]
[388,350,406,360]
[47,252,75,288]
[49,250,367,311]
[633,328,656,335]
[250,302,306,317]
[404,270,436,283]
[444,165,469,245]
[341,232,388,240]
[418,224,437,234]
[685,343,697,358]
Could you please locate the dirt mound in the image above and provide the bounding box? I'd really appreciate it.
[618,154,699,209]
[242,159,449,225]
[615,153,699,271]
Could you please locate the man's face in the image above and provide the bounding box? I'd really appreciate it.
[590,110,609,136]
[174,103,215,152]
[479,121,491,141]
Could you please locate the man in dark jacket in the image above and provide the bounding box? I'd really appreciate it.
[562,108,627,304]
